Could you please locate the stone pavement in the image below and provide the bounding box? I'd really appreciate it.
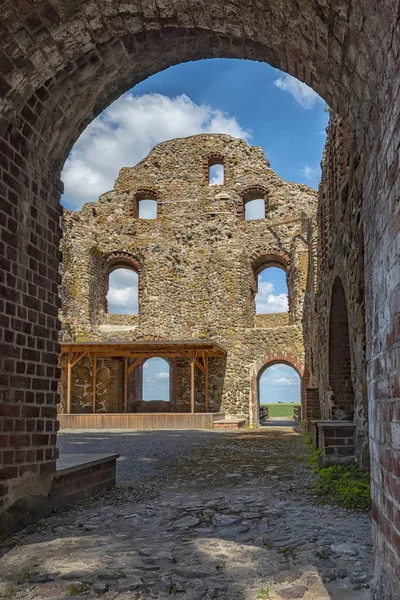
[0,428,373,600]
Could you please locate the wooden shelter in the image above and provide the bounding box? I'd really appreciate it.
[61,340,226,415]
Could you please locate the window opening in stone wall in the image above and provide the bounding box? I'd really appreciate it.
[242,187,268,220]
[245,198,265,220]
[107,268,138,314]
[142,358,170,401]
[258,364,300,425]
[139,199,157,219]
[209,162,224,185]
[256,267,288,314]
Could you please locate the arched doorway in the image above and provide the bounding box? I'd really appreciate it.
[249,353,306,426]
[328,277,355,421]
[259,364,301,426]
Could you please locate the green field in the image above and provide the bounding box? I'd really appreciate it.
[260,403,300,417]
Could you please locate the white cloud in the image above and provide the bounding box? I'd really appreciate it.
[298,164,321,189]
[256,281,288,314]
[301,164,320,181]
[274,74,321,110]
[107,269,138,314]
[260,373,298,387]
[62,93,250,210]
[274,377,298,386]
[245,198,265,220]
[138,199,157,219]
[209,164,224,185]
[155,372,169,380]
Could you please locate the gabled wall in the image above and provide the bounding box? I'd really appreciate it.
[60,134,317,418]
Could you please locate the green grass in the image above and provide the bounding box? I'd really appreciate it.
[303,432,371,511]
[257,585,271,599]
[260,403,300,418]
[314,465,371,511]
[0,582,15,599]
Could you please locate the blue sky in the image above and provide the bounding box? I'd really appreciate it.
[143,358,170,401]
[63,58,327,405]
[140,359,300,404]
[260,364,300,404]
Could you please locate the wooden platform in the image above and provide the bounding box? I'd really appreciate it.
[58,412,226,430]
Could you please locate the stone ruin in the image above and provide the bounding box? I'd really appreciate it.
[1,2,400,596]
[59,134,316,423]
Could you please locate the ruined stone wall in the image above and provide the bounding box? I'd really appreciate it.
[306,114,368,465]
[60,134,317,419]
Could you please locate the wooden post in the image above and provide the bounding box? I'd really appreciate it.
[204,354,209,413]
[190,354,195,414]
[92,354,97,414]
[67,349,72,414]
[124,357,128,412]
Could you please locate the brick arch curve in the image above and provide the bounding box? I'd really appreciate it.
[249,353,307,425]
[103,251,142,312]
[250,247,291,276]
[0,1,367,172]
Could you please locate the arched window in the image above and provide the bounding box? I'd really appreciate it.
[131,189,159,218]
[255,266,288,314]
[103,252,141,316]
[241,186,268,220]
[204,154,225,185]
[106,267,138,314]
[142,357,170,401]
[259,364,300,422]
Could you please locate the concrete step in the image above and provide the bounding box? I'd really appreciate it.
[213,418,247,430]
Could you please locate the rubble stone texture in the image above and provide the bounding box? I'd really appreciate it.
[0,428,373,600]
[0,1,399,597]
[59,134,316,418]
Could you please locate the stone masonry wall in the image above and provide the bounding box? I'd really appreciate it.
[306,114,368,467]
[60,134,317,419]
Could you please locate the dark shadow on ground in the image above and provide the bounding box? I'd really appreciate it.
[261,417,298,427]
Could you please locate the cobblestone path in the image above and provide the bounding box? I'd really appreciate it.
[0,428,373,600]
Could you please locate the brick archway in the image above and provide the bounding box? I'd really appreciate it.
[249,353,307,426]
[0,2,399,593]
